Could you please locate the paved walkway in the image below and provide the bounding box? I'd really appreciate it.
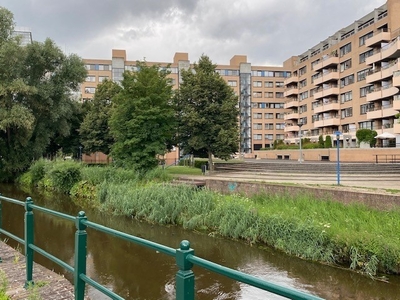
[0,242,87,299]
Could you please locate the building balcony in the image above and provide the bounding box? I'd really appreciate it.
[284,125,300,133]
[284,87,299,97]
[284,112,299,121]
[381,38,400,61]
[313,101,340,114]
[284,99,298,109]
[314,116,340,128]
[382,85,399,98]
[365,30,391,48]
[393,72,400,87]
[284,75,299,85]
[313,55,339,71]
[313,71,339,86]
[366,89,382,102]
[367,60,400,84]
[394,95,400,110]
[366,51,382,65]
[313,85,339,99]
[394,122,400,134]
[366,105,397,119]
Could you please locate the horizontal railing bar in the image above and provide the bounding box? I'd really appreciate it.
[188,255,323,300]
[83,220,176,257]
[0,229,24,245]
[30,204,76,222]
[0,196,24,206]
[29,244,74,273]
[80,274,124,300]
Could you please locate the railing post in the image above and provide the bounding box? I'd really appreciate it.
[24,197,34,287]
[74,211,87,300]
[175,240,195,300]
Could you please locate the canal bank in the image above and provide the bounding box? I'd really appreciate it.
[0,241,89,299]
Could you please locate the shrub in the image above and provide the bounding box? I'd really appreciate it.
[318,135,324,148]
[47,161,82,193]
[29,159,48,185]
[325,135,332,148]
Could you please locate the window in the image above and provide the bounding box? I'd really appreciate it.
[228,80,237,87]
[340,74,354,87]
[253,123,262,130]
[264,81,273,88]
[265,123,274,129]
[257,102,266,108]
[340,91,352,103]
[85,76,96,82]
[358,121,373,129]
[299,79,307,88]
[99,76,109,82]
[340,59,352,72]
[299,91,308,100]
[275,113,284,119]
[360,85,373,97]
[340,43,352,57]
[264,113,274,119]
[265,92,273,98]
[359,49,374,63]
[275,81,284,88]
[341,107,353,118]
[360,103,374,114]
[85,87,96,94]
[276,123,285,130]
[217,69,239,76]
[99,64,111,71]
[265,134,273,140]
[269,102,284,109]
[311,59,320,70]
[359,31,373,46]
[299,66,307,76]
[357,68,371,81]
[253,81,262,87]
[253,134,262,140]
[274,71,287,77]
[276,134,285,140]
[253,113,262,119]
[112,68,124,82]
[311,73,320,83]
[276,92,284,98]
[253,92,262,98]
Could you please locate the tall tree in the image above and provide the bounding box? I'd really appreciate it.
[175,55,239,169]
[0,7,87,180]
[79,79,121,156]
[109,61,175,171]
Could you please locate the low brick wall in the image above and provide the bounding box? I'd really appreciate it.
[205,179,400,211]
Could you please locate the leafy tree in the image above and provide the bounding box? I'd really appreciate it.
[174,55,239,170]
[0,7,87,181]
[79,79,121,157]
[109,61,175,171]
[318,135,324,148]
[324,135,332,148]
[356,129,377,147]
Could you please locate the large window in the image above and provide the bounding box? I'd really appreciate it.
[359,31,373,46]
[86,76,96,82]
[253,123,262,130]
[265,123,274,129]
[340,91,352,103]
[341,107,353,118]
[253,81,262,87]
[360,85,373,97]
[340,59,352,72]
[340,74,354,87]
[359,49,374,63]
[264,81,273,88]
[340,43,352,57]
[299,66,307,76]
[228,80,237,87]
[253,113,262,119]
[357,68,371,81]
[253,92,262,98]
[253,134,262,140]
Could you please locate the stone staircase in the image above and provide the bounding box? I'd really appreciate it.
[214,161,400,175]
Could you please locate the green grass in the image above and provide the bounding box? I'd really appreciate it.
[165,166,202,175]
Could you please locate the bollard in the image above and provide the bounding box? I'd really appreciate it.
[24,197,34,287]
[175,240,195,300]
[74,211,87,300]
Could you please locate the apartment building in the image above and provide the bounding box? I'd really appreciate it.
[81,0,400,154]
[81,50,289,154]
[283,0,400,148]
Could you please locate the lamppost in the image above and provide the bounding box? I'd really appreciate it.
[79,146,83,162]
[298,121,303,163]
[335,131,341,185]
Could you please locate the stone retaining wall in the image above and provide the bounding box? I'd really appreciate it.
[205,179,400,211]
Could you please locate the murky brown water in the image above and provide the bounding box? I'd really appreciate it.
[1,183,399,299]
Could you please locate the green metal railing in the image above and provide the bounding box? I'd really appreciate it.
[0,193,324,300]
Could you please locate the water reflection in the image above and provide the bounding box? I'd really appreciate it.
[1,183,399,299]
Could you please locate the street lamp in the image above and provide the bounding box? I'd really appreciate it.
[335,131,341,185]
[298,121,303,163]
[79,146,83,162]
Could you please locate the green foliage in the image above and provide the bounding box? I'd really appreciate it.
[174,55,239,169]
[356,129,378,147]
[29,159,48,185]
[0,9,87,181]
[109,61,176,172]
[324,135,333,148]
[0,268,8,297]
[318,135,324,148]
[80,80,121,155]
[46,161,82,193]
[273,139,284,149]
[302,143,321,149]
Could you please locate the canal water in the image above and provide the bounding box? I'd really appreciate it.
[1,183,399,299]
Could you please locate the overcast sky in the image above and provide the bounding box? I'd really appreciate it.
[3,0,385,66]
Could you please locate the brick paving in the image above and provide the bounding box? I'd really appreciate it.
[0,242,89,300]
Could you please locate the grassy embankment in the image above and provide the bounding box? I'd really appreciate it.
[18,159,400,278]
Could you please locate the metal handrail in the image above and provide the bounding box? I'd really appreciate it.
[0,194,324,300]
